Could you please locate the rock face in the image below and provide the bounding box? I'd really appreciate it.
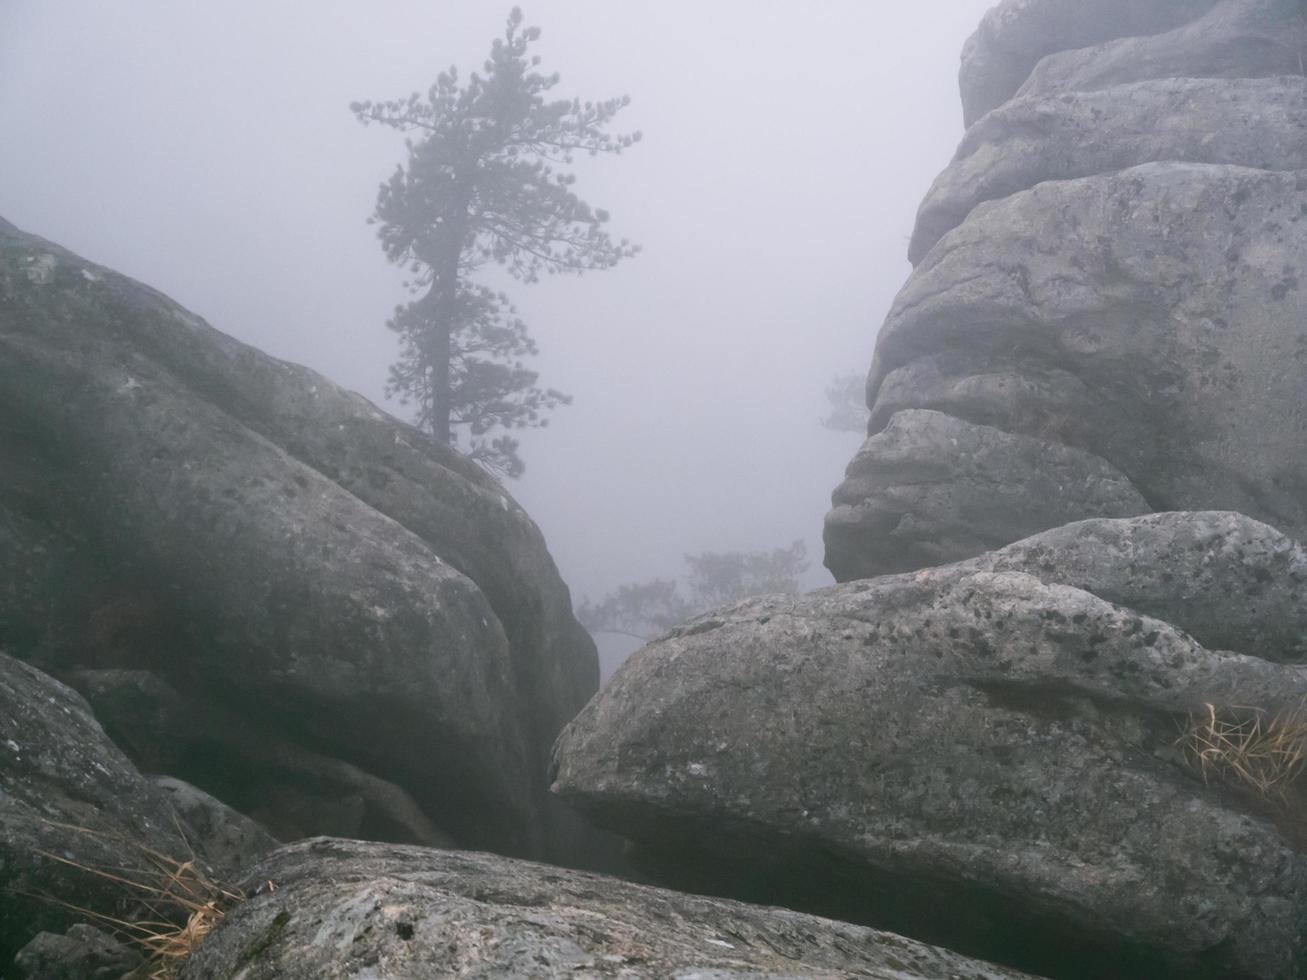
[825,0,1307,582]
[0,652,207,967]
[0,217,597,859]
[177,837,1035,980]
[553,513,1307,979]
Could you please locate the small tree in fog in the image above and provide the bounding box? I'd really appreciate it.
[822,372,870,434]
[352,7,639,478]
[578,541,808,641]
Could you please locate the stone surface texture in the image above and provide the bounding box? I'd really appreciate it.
[826,0,1307,582]
[554,513,1307,979]
[12,924,144,980]
[0,217,597,859]
[0,651,198,967]
[177,837,1035,980]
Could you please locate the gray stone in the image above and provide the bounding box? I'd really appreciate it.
[828,163,1307,581]
[825,409,1148,580]
[966,511,1307,662]
[1017,0,1307,107]
[553,519,1307,977]
[958,0,1219,126]
[176,837,1035,980]
[0,652,195,967]
[151,776,278,880]
[912,76,1307,264]
[0,219,597,860]
[62,668,456,848]
[12,924,143,980]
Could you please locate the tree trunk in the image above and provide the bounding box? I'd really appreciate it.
[428,271,455,447]
[426,186,474,447]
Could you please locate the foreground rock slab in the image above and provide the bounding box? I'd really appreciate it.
[178,837,1034,980]
[554,513,1307,979]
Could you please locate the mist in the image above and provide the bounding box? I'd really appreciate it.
[0,1,993,674]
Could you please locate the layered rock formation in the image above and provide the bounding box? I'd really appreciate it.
[554,512,1307,979]
[0,217,597,859]
[177,838,1034,979]
[825,0,1307,581]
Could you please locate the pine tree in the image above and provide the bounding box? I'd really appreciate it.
[352,7,639,477]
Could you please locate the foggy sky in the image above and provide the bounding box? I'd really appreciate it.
[0,2,993,666]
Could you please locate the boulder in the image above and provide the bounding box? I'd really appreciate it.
[912,76,1307,264]
[827,409,1148,579]
[553,513,1307,979]
[1016,0,1307,107]
[0,218,598,859]
[834,0,1307,581]
[177,837,1035,980]
[958,0,1220,126]
[151,776,279,878]
[827,163,1307,581]
[12,924,143,980]
[0,651,197,968]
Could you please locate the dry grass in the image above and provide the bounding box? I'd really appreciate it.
[1178,700,1307,799]
[28,823,245,979]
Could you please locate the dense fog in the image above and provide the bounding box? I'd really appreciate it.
[1,2,993,673]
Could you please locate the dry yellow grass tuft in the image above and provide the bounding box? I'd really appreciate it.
[1178,700,1307,799]
[30,823,244,979]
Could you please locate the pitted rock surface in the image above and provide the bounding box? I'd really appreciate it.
[177,837,1036,980]
[829,0,1307,582]
[555,513,1307,979]
[828,163,1307,581]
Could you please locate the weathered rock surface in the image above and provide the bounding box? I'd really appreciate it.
[1015,0,1307,107]
[958,0,1221,125]
[912,76,1307,263]
[0,651,197,967]
[828,162,1307,581]
[828,410,1149,579]
[178,837,1035,980]
[0,217,597,859]
[830,0,1307,581]
[12,924,143,980]
[964,511,1307,662]
[554,513,1307,979]
[152,776,279,876]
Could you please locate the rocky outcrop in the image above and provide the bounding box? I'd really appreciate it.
[911,76,1307,264]
[553,513,1307,979]
[826,0,1307,581]
[0,217,597,859]
[0,652,226,967]
[959,0,1223,125]
[177,837,1035,980]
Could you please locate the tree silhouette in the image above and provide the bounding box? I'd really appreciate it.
[578,542,809,641]
[352,7,639,477]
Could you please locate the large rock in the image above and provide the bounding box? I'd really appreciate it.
[553,513,1307,979]
[177,837,1035,980]
[912,76,1307,263]
[1016,0,1307,107]
[828,409,1149,579]
[831,0,1307,582]
[0,217,597,859]
[958,0,1220,125]
[827,162,1307,581]
[0,652,199,967]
